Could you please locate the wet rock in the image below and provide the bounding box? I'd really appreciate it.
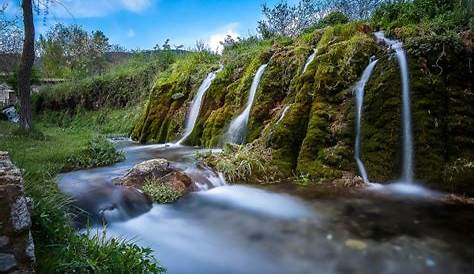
[115,159,171,188]
[114,158,194,201]
[0,151,35,273]
[158,171,193,195]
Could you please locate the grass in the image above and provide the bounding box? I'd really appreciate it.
[203,143,281,184]
[0,120,165,273]
[142,178,182,204]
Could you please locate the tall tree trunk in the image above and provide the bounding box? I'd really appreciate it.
[18,0,35,130]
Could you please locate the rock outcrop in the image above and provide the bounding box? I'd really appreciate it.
[114,159,193,197]
[0,152,35,273]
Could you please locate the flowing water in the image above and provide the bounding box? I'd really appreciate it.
[303,49,317,73]
[374,31,414,183]
[277,105,291,124]
[177,66,223,145]
[225,64,268,144]
[58,140,474,274]
[354,58,378,183]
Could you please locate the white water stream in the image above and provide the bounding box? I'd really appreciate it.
[354,58,378,183]
[225,64,268,144]
[375,31,414,183]
[177,65,223,145]
[303,49,317,73]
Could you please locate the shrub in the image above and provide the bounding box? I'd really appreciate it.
[142,178,182,203]
[371,0,472,33]
[203,143,281,184]
[64,135,124,170]
[314,11,349,29]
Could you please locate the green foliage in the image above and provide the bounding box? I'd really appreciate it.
[48,230,165,273]
[204,143,280,184]
[371,0,472,34]
[38,24,112,78]
[312,11,349,30]
[38,106,142,136]
[64,135,124,171]
[34,50,179,114]
[0,120,164,272]
[132,51,219,143]
[142,179,182,204]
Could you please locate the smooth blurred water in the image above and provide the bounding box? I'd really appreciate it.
[354,58,378,183]
[277,105,291,124]
[177,65,223,145]
[225,64,267,144]
[375,31,414,183]
[61,140,474,274]
[303,49,317,73]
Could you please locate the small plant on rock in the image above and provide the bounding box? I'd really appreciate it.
[142,178,182,204]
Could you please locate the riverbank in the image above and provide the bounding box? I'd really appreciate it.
[0,120,164,273]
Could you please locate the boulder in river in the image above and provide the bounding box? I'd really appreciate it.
[114,158,193,203]
[115,159,172,188]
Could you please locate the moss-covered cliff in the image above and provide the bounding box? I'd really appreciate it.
[131,23,472,193]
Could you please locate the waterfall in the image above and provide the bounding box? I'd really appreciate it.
[375,31,414,183]
[303,49,317,73]
[354,58,378,183]
[177,65,223,145]
[277,105,291,124]
[225,64,268,144]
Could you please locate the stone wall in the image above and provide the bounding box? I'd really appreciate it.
[0,152,35,273]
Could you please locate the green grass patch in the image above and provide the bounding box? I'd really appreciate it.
[0,120,164,273]
[142,178,182,204]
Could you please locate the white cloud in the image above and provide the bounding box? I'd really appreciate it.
[127,28,136,38]
[208,23,240,54]
[120,0,152,13]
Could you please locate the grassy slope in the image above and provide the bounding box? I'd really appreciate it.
[0,120,165,273]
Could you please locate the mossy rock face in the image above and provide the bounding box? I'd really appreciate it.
[131,53,218,143]
[362,33,473,193]
[295,29,380,180]
[131,25,472,193]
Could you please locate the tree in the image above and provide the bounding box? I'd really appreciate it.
[0,5,23,57]
[18,0,34,130]
[162,39,171,50]
[39,24,112,77]
[257,0,389,37]
[258,0,324,37]
[333,0,387,20]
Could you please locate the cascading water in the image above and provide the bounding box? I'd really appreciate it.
[177,65,223,145]
[303,49,317,73]
[277,105,291,124]
[225,64,268,144]
[354,58,378,183]
[374,31,414,183]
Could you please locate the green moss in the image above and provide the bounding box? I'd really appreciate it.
[362,33,473,192]
[132,52,219,143]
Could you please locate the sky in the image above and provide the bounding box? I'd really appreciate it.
[3,0,285,52]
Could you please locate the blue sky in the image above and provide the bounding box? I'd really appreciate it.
[4,0,284,51]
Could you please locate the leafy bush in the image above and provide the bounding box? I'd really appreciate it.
[142,179,182,203]
[51,230,165,273]
[313,11,349,29]
[65,135,124,170]
[371,0,472,33]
